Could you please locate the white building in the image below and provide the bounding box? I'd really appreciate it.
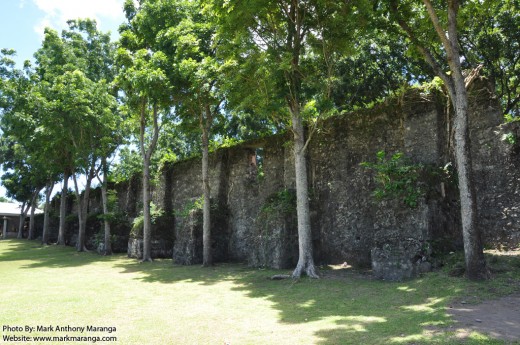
[0,202,43,238]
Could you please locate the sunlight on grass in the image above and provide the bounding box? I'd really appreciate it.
[297,299,316,308]
[390,331,438,344]
[1,240,519,345]
[397,286,417,292]
[401,297,445,313]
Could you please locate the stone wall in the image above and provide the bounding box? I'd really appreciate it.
[161,80,517,276]
[49,80,520,279]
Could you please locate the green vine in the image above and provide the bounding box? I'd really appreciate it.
[260,189,296,216]
[361,151,424,208]
[502,132,517,145]
[253,189,297,245]
[130,202,165,238]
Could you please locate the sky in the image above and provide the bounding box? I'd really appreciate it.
[0,0,126,66]
[0,0,127,199]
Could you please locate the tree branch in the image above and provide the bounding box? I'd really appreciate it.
[390,0,455,99]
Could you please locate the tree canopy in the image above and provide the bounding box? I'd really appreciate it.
[0,0,517,279]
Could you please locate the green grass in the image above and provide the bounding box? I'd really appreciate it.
[0,240,519,345]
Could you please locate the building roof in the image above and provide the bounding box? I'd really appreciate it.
[0,202,43,217]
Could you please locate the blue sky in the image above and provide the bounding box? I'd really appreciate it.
[0,0,126,199]
[0,0,126,67]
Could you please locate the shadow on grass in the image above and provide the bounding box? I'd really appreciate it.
[3,239,518,344]
[113,252,520,344]
[113,257,464,344]
[0,239,117,269]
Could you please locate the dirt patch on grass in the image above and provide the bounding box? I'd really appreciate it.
[446,294,520,342]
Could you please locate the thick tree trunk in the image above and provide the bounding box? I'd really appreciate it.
[57,171,69,245]
[42,182,54,244]
[73,170,93,252]
[100,158,112,255]
[17,202,28,239]
[391,0,489,281]
[452,76,489,280]
[139,102,159,262]
[291,112,319,279]
[2,217,7,240]
[28,196,36,240]
[141,156,152,262]
[201,123,212,267]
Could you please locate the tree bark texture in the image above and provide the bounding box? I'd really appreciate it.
[17,202,28,239]
[28,199,36,240]
[100,158,112,255]
[286,1,318,279]
[141,156,152,261]
[451,75,489,280]
[73,171,92,252]
[291,112,319,279]
[201,106,213,267]
[42,182,54,244]
[57,170,69,245]
[425,0,488,280]
[391,0,489,280]
[2,217,7,239]
[140,102,159,262]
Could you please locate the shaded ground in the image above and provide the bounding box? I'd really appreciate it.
[325,259,520,343]
[1,240,520,344]
[447,294,520,342]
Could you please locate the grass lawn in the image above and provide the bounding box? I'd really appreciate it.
[0,240,519,345]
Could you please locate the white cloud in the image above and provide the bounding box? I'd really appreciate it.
[32,0,125,36]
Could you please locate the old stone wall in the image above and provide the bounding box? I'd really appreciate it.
[162,81,517,274]
[48,80,519,279]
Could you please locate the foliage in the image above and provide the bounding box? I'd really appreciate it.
[110,147,143,183]
[252,189,297,245]
[130,202,165,238]
[92,231,117,249]
[415,76,445,95]
[461,0,520,117]
[332,26,431,112]
[501,132,517,146]
[176,196,204,218]
[260,189,297,218]
[361,151,425,208]
[96,189,125,224]
[504,113,520,124]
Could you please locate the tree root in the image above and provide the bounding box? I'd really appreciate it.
[292,262,320,279]
[77,246,90,253]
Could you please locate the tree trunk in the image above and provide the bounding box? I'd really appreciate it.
[73,169,93,252]
[291,111,319,279]
[28,194,37,240]
[42,182,54,244]
[57,170,69,245]
[452,75,489,280]
[391,0,489,281]
[100,157,112,255]
[17,202,28,239]
[2,217,7,240]
[201,119,212,267]
[139,102,159,262]
[141,155,153,262]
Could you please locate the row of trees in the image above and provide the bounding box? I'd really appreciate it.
[1,0,518,280]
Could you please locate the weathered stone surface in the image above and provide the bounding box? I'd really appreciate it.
[172,209,203,265]
[248,208,299,269]
[127,238,173,259]
[371,238,432,281]
[51,80,520,280]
